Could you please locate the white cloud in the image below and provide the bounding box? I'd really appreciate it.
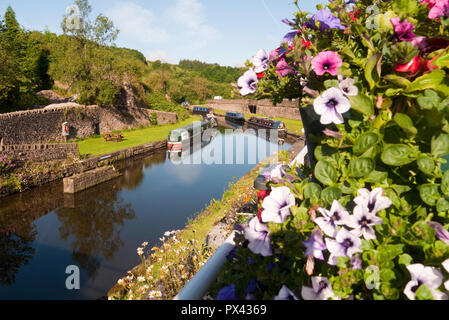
[145,50,171,63]
[106,2,169,44]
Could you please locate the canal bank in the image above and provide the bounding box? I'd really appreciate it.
[107,137,305,300]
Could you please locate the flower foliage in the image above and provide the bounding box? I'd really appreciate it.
[217,0,449,300]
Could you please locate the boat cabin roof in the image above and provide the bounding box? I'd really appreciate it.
[226,111,245,118]
[248,117,285,129]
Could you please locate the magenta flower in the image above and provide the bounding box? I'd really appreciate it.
[391,17,416,42]
[428,0,449,19]
[276,58,295,77]
[313,87,351,125]
[311,51,342,76]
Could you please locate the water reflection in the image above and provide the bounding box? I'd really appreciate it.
[0,226,36,286]
[55,179,135,279]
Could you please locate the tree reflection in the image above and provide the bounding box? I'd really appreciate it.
[0,226,36,286]
[55,179,135,279]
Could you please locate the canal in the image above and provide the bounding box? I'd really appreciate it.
[0,127,293,299]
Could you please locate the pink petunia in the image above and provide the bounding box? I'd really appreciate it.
[311,51,342,76]
[428,0,449,19]
[275,58,295,77]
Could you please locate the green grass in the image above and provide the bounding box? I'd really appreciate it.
[213,109,304,135]
[77,116,202,156]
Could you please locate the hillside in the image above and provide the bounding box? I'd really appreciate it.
[0,5,244,117]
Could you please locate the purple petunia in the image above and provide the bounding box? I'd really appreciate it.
[306,9,346,32]
[217,284,238,300]
[346,205,384,240]
[353,188,392,215]
[253,49,269,73]
[274,285,298,300]
[325,228,362,266]
[443,259,449,292]
[428,221,449,246]
[313,87,351,125]
[243,217,272,257]
[314,200,352,238]
[301,277,335,300]
[403,264,448,300]
[282,31,299,47]
[260,186,296,224]
[391,17,416,42]
[276,58,295,77]
[237,70,258,96]
[303,229,327,260]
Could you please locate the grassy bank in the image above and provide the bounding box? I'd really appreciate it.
[77,115,202,157]
[212,109,304,135]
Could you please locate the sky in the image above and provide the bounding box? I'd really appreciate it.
[0,0,324,67]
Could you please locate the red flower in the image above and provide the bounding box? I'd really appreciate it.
[348,9,360,22]
[394,55,437,77]
[256,72,265,79]
[257,190,271,201]
[301,40,311,49]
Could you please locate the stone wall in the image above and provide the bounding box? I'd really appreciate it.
[1,143,79,162]
[206,99,301,120]
[63,166,121,194]
[0,105,178,145]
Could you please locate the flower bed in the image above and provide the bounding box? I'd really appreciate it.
[210,0,449,300]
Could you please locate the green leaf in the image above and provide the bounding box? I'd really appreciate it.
[415,285,435,300]
[393,0,418,17]
[431,133,449,157]
[437,198,449,213]
[353,132,379,155]
[419,184,441,206]
[441,171,449,196]
[304,183,322,200]
[394,113,417,135]
[365,53,381,90]
[417,90,441,110]
[433,49,449,69]
[348,158,375,178]
[349,94,374,117]
[406,70,446,93]
[314,161,339,186]
[365,170,389,184]
[324,79,339,89]
[384,74,411,88]
[381,144,416,166]
[314,145,338,162]
[417,156,435,175]
[321,187,343,204]
[398,254,413,266]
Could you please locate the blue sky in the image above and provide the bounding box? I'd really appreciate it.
[0,0,323,66]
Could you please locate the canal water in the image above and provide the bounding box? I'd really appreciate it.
[0,127,292,300]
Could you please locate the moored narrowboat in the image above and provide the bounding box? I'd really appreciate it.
[247,117,287,135]
[225,111,245,125]
[192,106,210,115]
[167,121,211,152]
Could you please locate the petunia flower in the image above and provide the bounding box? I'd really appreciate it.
[428,0,449,19]
[301,277,335,300]
[442,259,449,291]
[303,229,327,261]
[323,128,343,139]
[306,9,346,32]
[346,205,384,240]
[237,70,258,96]
[281,18,296,27]
[411,36,428,50]
[311,51,343,76]
[353,188,392,215]
[428,221,449,246]
[391,17,416,42]
[314,200,352,238]
[276,58,296,77]
[243,217,272,257]
[313,87,351,125]
[253,49,269,73]
[338,77,359,96]
[261,186,296,224]
[245,280,258,300]
[282,31,299,47]
[403,264,448,300]
[274,285,298,300]
[217,284,238,300]
[325,228,362,266]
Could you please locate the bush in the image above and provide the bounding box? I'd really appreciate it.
[215,0,449,301]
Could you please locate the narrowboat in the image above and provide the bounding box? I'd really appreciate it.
[247,117,287,135]
[192,106,210,115]
[225,111,245,125]
[167,121,211,152]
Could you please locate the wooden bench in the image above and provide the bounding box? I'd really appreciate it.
[103,133,123,142]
